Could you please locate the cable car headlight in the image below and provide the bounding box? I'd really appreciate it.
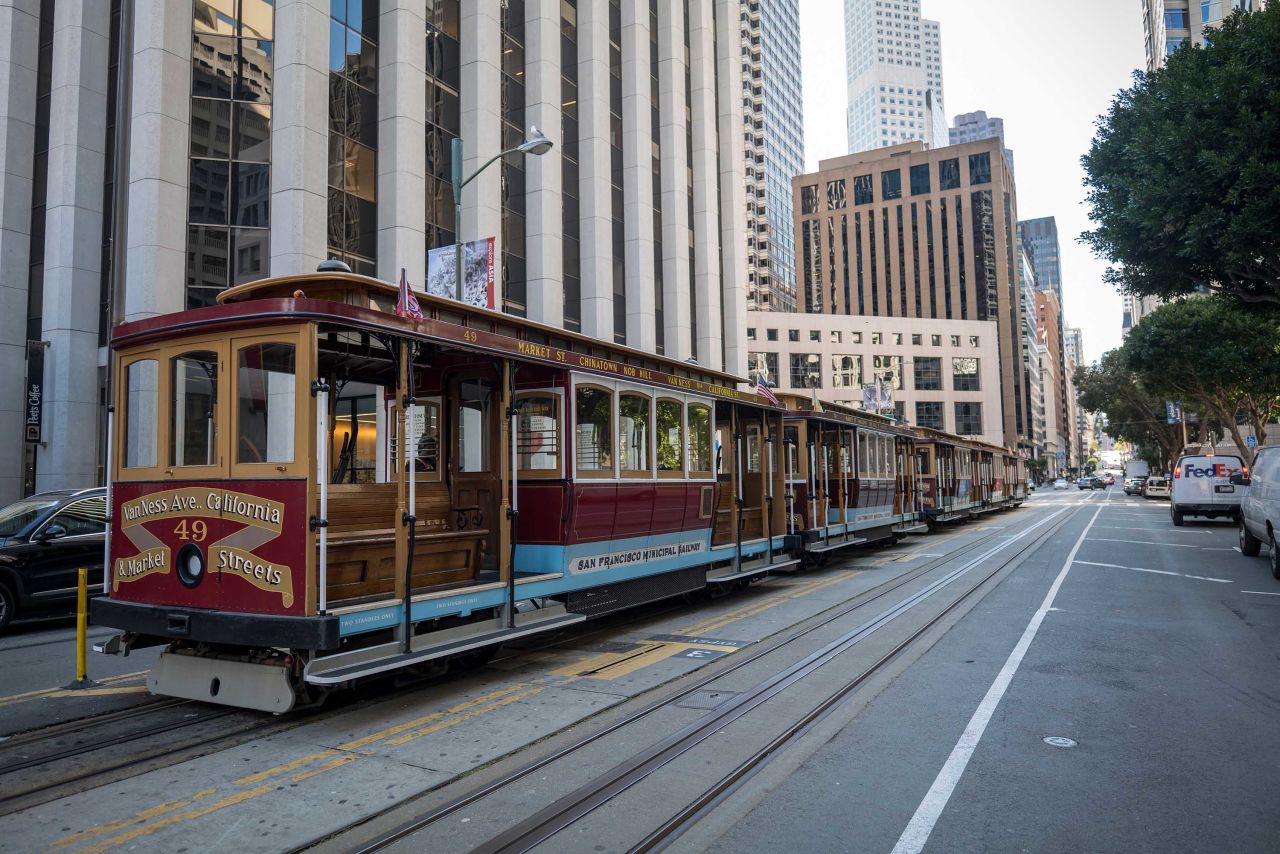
[177,543,206,588]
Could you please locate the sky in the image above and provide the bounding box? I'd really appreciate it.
[799,0,1147,365]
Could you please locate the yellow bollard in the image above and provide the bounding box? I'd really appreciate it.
[76,567,88,684]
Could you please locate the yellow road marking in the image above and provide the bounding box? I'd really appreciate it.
[290,752,360,783]
[338,680,544,752]
[52,789,218,850]
[66,785,275,854]
[547,643,666,678]
[233,749,339,786]
[0,670,147,708]
[385,684,548,747]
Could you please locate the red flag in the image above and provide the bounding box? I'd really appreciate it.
[396,268,423,320]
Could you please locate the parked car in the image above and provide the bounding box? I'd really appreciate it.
[0,488,106,632]
[1235,446,1279,578]
[1170,453,1245,526]
[1144,476,1171,500]
[1053,478,1070,490]
[1123,476,1148,495]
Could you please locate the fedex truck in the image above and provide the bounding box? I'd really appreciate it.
[1170,454,1245,526]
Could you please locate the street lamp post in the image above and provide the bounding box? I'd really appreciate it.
[450,126,554,303]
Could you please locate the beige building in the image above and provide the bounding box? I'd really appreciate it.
[1141,0,1268,72]
[745,312,1004,447]
[790,139,1028,451]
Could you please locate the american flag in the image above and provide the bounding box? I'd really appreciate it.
[755,372,781,407]
[395,268,423,321]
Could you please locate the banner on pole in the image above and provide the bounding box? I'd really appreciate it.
[427,237,496,308]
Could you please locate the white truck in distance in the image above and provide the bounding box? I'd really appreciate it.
[1125,460,1150,479]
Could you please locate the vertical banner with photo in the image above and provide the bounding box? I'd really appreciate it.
[426,237,496,308]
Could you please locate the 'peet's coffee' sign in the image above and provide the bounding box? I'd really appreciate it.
[24,341,43,443]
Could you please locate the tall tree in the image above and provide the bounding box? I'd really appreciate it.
[1081,6,1280,305]
[1123,297,1280,459]
[1073,351,1182,470]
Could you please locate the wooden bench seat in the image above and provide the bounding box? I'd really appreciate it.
[323,483,488,605]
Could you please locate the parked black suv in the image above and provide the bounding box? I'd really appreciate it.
[0,488,106,632]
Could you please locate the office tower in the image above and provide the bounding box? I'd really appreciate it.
[0,0,752,503]
[1018,217,1062,304]
[786,139,1029,450]
[1141,0,1268,72]
[742,0,805,313]
[844,0,946,153]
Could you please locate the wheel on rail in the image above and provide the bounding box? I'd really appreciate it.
[1240,522,1262,557]
[0,583,14,633]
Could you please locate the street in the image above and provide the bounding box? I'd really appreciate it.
[1,487,1277,853]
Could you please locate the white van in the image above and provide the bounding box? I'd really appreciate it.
[1236,445,1278,578]
[1170,453,1246,526]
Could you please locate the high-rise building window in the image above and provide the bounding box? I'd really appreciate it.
[909,163,930,195]
[1165,8,1190,28]
[500,0,528,315]
[952,357,980,391]
[938,157,960,191]
[831,355,861,388]
[881,169,902,200]
[748,352,779,383]
[872,354,902,388]
[800,185,819,214]
[914,356,941,390]
[915,400,943,430]
[968,151,991,185]
[827,180,847,209]
[954,401,982,435]
[790,353,822,389]
[425,2,461,272]
[327,0,378,275]
[188,0,275,308]
[561,0,581,330]
[853,174,874,205]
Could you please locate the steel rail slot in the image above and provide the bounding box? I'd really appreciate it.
[337,505,1062,854]
[469,504,1073,854]
[0,697,188,751]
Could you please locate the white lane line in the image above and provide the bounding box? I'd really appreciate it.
[1233,546,1242,553]
[1090,525,1211,534]
[1241,590,1280,596]
[889,505,1104,854]
[1089,537,1197,548]
[1074,560,1232,584]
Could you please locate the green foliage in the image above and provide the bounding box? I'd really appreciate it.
[1081,6,1280,305]
[1072,350,1182,469]
[1123,296,1280,456]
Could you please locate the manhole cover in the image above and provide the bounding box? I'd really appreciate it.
[1043,736,1077,748]
[676,690,737,710]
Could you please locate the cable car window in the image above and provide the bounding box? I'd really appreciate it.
[170,351,218,467]
[687,403,713,476]
[518,394,559,473]
[619,392,651,475]
[330,381,382,483]
[841,432,854,475]
[575,385,613,475]
[458,380,492,472]
[656,399,683,474]
[406,400,440,480]
[236,343,295,464]
[916,449,929,475]
[745,424,762,474]
[124,359,159,468]
[783,424,799,479]
[857,432,868,477]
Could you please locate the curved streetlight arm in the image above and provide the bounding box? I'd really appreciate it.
[456,146,525,195]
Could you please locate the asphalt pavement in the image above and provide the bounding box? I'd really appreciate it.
[703,487,1280,853]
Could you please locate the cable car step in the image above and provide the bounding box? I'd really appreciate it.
[708,557,800,583]
[807,537,868,554]
[893,522,930,534]
[303,612,585,685]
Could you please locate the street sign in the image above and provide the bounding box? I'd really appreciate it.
[1246,435,1258,449]
[24,341,43,443]
[1056,450,1067,463]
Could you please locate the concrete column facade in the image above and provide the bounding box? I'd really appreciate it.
[620,3,654,351]
[123,0,190,320]
[37,0,111,490]
[0,0,40,502]
[376,0,426,285]
[271,0,329,276]
[715,0,747,376]
[688,0,722,371]
[522,0,564,325]
[460,4,503,287]
[575,0,614,339]
[657,0,690,361]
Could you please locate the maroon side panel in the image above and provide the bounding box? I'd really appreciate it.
[612,482,656,540]
[570,483,618,544]
[110,480,309,616]
[651,483,688,536]
[516,482,568,545]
